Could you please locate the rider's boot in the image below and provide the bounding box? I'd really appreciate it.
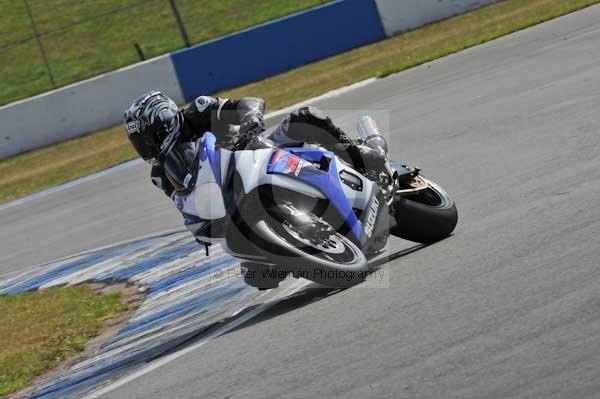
[334,135,387,177]
[335,133,400,204]
[272,106,394,183]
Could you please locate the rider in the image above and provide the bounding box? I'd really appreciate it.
[123,90,389,198]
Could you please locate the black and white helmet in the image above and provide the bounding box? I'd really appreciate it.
[124,91,182,163]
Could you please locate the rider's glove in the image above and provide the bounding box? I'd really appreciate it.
[239,114,265,141]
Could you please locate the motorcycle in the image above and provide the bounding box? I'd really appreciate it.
[174,116,458,289]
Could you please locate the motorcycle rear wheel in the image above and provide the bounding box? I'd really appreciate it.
[391,177,458,243]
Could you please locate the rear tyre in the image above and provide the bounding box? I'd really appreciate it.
[391,177,458,243]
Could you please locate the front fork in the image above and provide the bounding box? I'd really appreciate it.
[377,160,422,206]
[384,162,425,226]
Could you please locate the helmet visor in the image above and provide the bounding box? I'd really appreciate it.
[126,124,163,162]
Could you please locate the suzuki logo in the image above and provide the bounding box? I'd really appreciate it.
[364,196,379,238]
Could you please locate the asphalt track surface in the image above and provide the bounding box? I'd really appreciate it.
[2,5,600,398]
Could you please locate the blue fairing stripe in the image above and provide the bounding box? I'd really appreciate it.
[200,132,221,186]
[267,147,362,241]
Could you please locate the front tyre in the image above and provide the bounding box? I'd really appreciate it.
[251,213,368,288]
[391,177,458,243]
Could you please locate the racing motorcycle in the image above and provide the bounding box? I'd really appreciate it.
[175,116,458,289]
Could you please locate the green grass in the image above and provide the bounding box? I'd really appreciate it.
[0,0,328,105]
[0,125,137,202]
[0,0,599,204]
[0,285,129,396]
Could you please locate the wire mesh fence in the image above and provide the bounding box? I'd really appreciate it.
[0,0,327,106]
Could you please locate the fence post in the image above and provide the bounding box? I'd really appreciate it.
[23,0,56,88]
[134,43,146,61]
[168,0,191,47]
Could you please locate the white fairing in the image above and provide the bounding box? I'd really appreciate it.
[177,144,377,225]
[176,151,226,220]
[193,182,226,219]
[235,149,325,199]
[335,157,374,212]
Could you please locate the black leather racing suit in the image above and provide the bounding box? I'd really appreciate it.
[151,96,265,197]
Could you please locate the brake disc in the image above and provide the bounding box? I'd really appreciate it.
[282,222,345,254]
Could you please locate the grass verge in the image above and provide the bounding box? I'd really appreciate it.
[0,0,328,105]
[1,0,598,204]
[0,285,129,397]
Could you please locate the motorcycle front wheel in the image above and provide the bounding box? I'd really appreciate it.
[251,212,368,288]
